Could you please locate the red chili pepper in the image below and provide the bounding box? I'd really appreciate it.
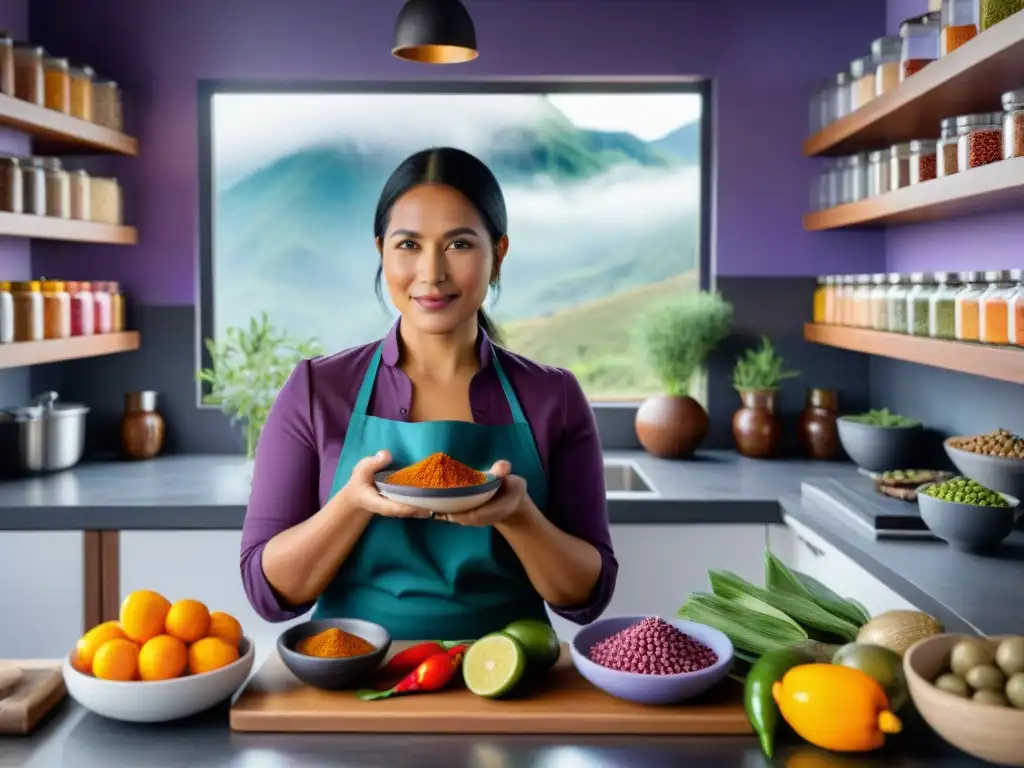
[356,650,464,701]
[378,642,447,678]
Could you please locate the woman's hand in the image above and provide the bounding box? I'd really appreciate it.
[436,460,534,527]
[338,450,433,519]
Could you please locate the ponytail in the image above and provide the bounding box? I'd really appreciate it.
[478,309,503,344]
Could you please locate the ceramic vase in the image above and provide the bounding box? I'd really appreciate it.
[797,388,840,460]
[635,394,709,459]
[732,389,780,459]
[121,390,165,460]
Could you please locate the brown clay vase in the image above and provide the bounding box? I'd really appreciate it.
[635,394,709,459]
[121,390,165,460]
[797,387,840,460]
[732,389,781,459]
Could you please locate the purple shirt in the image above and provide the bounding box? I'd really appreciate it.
[240,321,618,626]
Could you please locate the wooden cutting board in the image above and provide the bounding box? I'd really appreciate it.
[230,641,751,734]
[0,660,66,735]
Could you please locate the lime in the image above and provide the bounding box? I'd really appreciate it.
[502,619,560,671]
[463,633,526,698]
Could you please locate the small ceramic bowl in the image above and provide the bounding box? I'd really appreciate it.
[374,470,501,514]
[569,616,734,706]
[945,438,1024,498]
[277,618,391,691]
[836,417,922,473]
[917,482,1020,554]
[62,637,255,723]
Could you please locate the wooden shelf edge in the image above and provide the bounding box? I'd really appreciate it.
[0,95,138,156]
[0,213,137,244]
[804,323,1024,385]
[803,12,1024,156]
[0,332,141,369]
[803,157,1024,230]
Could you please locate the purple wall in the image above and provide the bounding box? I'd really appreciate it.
[0,0,29,280]
[884,0,1024,273]
[31,0,887,306]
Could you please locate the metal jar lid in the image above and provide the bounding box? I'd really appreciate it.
[1,392,90,422]
[871,35,902,59]
[1001,90,1024,110]
[909,139,937,153]
[849,56,872,78]
[835,71,851,86]
[868,148,891,162]
[955,112,1003,129]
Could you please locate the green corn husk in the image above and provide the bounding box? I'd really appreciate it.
[678,592,807,657]
[709,569,859,642]
[764,550,871,627]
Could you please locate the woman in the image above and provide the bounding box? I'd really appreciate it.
[240,147,617,641]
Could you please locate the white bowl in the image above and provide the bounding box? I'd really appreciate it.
[374,470,501,514]
[62,636,255,722]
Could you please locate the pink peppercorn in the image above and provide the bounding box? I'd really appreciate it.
[587,617,718,675]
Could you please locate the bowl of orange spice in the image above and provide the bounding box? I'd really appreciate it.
[62,589,254,722]
[277,619,391,690]
[374,452,501,514]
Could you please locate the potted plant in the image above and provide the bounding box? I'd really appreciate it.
[197,312,324,459]
[633,292,733,458]
[731,335,799,459]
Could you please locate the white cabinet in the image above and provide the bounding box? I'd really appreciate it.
[775,518,920,617]
[547,524,768,642]
[0,532,83,659]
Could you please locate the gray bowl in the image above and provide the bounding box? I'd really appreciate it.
[944,439,1024,498]
[917,483,1021,554]
[836,418,922,473]
[277,619,391,690]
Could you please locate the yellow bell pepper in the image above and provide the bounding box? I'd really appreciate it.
[771,663,902,752]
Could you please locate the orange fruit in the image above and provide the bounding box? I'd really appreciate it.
[72,620,127,675]
[165,599,211,644]
[92,638,139,681]
[207,611,243,647]
[138,634,188,681]
[119,590,171,644]
[188,637,240,675]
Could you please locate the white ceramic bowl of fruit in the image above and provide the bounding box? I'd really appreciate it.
[904,633,1024,766]
[63,590,254,723]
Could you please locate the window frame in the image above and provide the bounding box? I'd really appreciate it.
[195,77,715,440]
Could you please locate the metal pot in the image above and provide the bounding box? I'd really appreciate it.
[0,391,89,474]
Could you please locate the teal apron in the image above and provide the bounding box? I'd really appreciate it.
[314,341,550,640]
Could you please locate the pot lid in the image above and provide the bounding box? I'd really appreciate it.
[1,392,89,421]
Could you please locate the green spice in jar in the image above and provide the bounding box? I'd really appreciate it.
[886,273,909,333]
[906,273,936,337]
[981,0,1024,31]
[929,271,961,340]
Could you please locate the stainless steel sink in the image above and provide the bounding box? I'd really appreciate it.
[603,460,656,494]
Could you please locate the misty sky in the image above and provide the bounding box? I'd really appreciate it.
[211,91,702,186]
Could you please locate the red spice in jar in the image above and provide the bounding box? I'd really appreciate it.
[968,129,1003,168]
[68,280,95,336]
[901,58,929,79]
[1010,115,1024,159]
[916,153,937,183]
[92,280,113,334]
[587,617,718,675]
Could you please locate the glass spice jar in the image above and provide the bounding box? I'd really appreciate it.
[869,273,889,330]
[0,281,12,344]
[1009,273,1024,347]
[92,281,113,334]
[941,0,980,55]
[68,281,94,336]
[900,12,941,80]
[889,142,913,190]
[823,276,838,324]
[907,272,937,337]
[850,56,875,112]
[929,271,961,339]
[92,78,122,130]
[909,140,938,184]
[873,35,902,97]
[43,158,70,219]
[957,112,1004,170]
[838,276,856,325]
[867,149,891,197]
[21,157,46,215]
[813,276,827,322]
[0,34,14,97]
[833,71,852,121]
[1001,89,1024,160]
[69,64,93,121]
[0,157,23,213]
[979,269,1018,345]
[69,169,90,220]
[824,159,843,208]
[955,270,987,341]
[108,281,125,331]
[13,43,44,105]
[844,154,869,203]
[937,117,959,176]
[10,280,43,341]
[887,273,911,334]
[40,279,70,339]
[42,56,70,114]
[89,176,122,224]
[852,275,873,327]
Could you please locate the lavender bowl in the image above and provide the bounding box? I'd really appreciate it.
[569,615,734,706]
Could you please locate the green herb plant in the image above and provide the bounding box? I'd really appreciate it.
[844,408,919,428]
[197,312,324,458]
[634,292,733,397]
[732,336,799,392]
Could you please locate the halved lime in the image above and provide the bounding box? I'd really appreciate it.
[502,619,560,671]
[463,633,526,698]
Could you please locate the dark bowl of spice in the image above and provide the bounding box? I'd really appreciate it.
[945,429,1024,498]
[837,409,923,473]
[278,619,391,690]
[374,452,501,515]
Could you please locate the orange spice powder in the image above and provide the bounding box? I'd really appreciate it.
[386,452,487,489]
[296,627,375,658]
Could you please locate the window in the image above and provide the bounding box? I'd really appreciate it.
[199,81,710,402]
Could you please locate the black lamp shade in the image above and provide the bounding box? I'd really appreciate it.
[392,0,478,64]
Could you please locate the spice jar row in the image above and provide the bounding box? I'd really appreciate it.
[808,2,1024,134]
[811,142,937,209]
[0,157,123,224]
[812,270,1024,346]
[0,279,126,344]
[0,30,124,131]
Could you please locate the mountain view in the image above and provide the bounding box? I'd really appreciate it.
[211,92,701,398]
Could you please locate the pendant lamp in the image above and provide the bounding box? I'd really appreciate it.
[392,0,479,64]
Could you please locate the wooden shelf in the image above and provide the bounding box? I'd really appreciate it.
[804,12,1024,156]
[804,323,1024,384]
[0,94,138,155]
[0,332,140,369]
[804,156,1024,229]
[0,213,136,244]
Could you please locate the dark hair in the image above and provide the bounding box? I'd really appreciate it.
[373,147,505,343]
